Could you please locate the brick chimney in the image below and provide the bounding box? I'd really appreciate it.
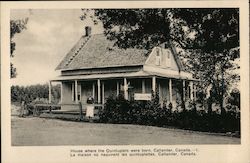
[85,26,91,36]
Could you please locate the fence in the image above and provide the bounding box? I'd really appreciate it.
[19,101,103,121]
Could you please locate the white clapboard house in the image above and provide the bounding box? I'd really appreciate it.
[49,26,197,112]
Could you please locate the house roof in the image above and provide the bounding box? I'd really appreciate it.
[56,34,149,70]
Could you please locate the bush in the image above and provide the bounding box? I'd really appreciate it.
[99,92,240,135]
[99,94,131,123]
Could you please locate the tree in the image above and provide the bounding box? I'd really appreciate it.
[227,88,240,109]
[174,9,239,113]
[10,18,28,78]
[80,9,240,113]
[11,84,61,104]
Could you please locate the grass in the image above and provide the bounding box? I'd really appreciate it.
[11,116,240,146]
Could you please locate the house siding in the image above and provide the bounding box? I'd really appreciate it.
[61,81,73,104]
[145,47,179,71]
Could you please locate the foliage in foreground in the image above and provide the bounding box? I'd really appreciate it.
[99,93,240,135]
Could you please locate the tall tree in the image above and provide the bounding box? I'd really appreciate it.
[10,18,28,78]
[81,8,240,113]
[173,9,239,113]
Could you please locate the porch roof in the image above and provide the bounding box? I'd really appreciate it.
[50,70,197,82]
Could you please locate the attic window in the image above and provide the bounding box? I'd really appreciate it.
[155,48,161,66]
[165,43,168,49]
[166,50,171,67]
[156,48,160,56]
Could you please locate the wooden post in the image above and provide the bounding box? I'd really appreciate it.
[75,80,78,103]
[97,79,101,104]
[60,82,63,103]
[190,81,194,100]
[71,82,74,101]
[79,101,83,121]
[183,80,186,102]
[102,82,105,104]
[158,82,161,95]
[33,105,38,116]
[124,78,128,100]
[116,81,119,96]
[92,82,95,99]
[20,101,25,117]
[152,76,156,93]
[33,105,36,116]
[159,81,162,107]
[193,82,196,101]
[142,79,145,93]
[169,79,172,103]
[48,81,52,103]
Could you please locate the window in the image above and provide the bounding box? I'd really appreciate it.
[155,48,161,66]
[156,48,160,56]
[166,50,171,67]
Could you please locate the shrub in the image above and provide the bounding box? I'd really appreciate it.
[99,91,240,135]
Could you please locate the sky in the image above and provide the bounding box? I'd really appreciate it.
[10,9,103,86]
[10,9,240,90]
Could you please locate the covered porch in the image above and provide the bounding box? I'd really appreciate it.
[49,71,197,114]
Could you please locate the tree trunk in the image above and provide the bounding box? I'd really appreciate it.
[220,65,226,115]
[220,98,226,115]
[207,97,212,114]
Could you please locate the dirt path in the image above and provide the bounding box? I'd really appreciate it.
[11,116,240,146]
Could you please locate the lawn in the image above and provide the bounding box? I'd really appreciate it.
[11,116,240,146]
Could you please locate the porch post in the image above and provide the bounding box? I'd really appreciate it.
[48,81,52,103]
[75,80,78,103]
[116,81,119,96]
[158,82,161,95]
[92,82,95,99]
[102,82,105,104]
[142,79,145,93]
[183,80,186,102]
[60,82,63,103]
[124,78,128,100]
[169,79,172,103]
[159,81,162,106]
[97,79,101,104]
[152,76,156,93]
[193,82,196,101]
[190,81,194,100]
[71,83,74,101]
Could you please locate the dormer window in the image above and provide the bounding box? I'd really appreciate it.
[155,48,161,66]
